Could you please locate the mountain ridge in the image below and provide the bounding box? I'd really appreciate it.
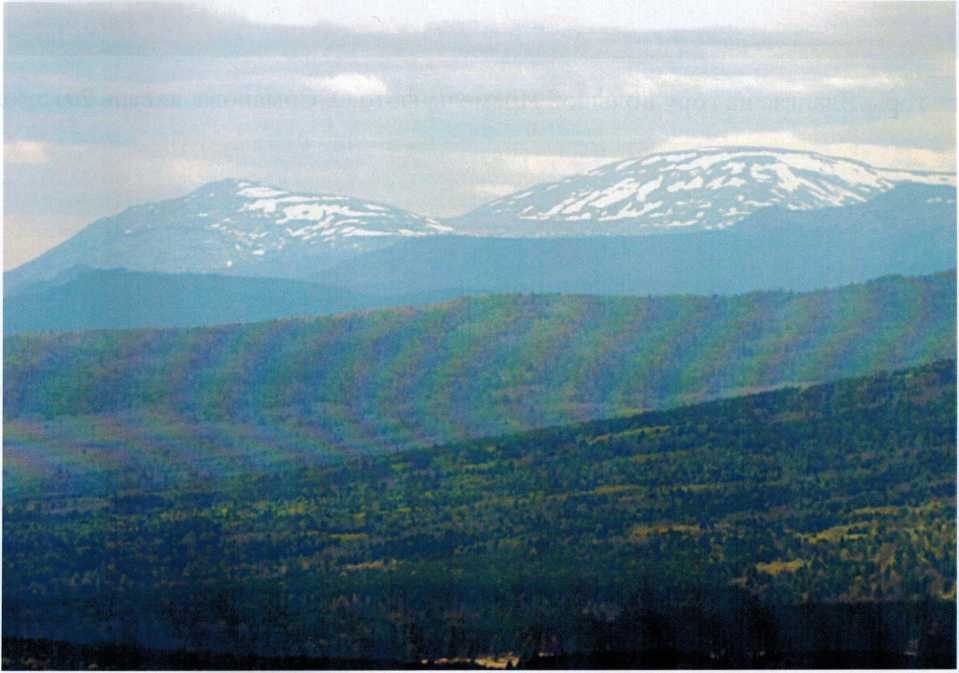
[453,146,956,236]
[6,179,954,332]
[6,147,955,295]
[322,183,957,296]
[3,267,487,335]
[4,178,453,295]
[6,271,954,457]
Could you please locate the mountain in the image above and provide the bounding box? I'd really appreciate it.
[324,183,957,296]
[453,146,956,236]
[5,272,954,462]
[6,148,954,298]
[3,267,478,335]
[4,178,453,295]
[4,360,955,664]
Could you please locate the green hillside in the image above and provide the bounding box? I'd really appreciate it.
[3,361,955,666]
[4,273,955,469]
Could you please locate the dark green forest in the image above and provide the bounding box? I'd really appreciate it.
[4,360,955,668]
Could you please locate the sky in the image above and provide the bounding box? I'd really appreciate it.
[4,0,957,268]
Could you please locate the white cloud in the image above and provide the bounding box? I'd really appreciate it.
[6,141,49,165]
[200,0,831,32]
[158,157,247,186]
[203,0,418,30]
[654,132,956,172]
[821,75,902,90]
[306,73,389,98]
[474,183,517,197]
[494,153,616,178]
[623,73,902,97]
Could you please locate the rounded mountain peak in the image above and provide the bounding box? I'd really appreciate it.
[11,178,455,287]
[459,146,955,236]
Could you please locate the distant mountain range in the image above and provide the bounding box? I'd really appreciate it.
[322,183,956,297]
[6,146,955,301]
[10,180,953,335]
[3,268,472,335]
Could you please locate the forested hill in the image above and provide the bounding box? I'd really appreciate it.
[3,360,955,666]
[5,272,955,458]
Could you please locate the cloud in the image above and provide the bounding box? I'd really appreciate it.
[495,153,617,178]
[6,141,49,165]
[8,2,952,62]
[654,132,956,172]
[157,157,248,186]
[201,0,825,32]
[474,183,518,198]
[206,0,334,27]
[622,73,903,97]
[306,73,389,97]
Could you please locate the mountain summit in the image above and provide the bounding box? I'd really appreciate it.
[454,146,956,236]
[6,179,453,293]
[174,179,452,252]
[6,148,955,295]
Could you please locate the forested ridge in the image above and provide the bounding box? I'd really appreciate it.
[4,272,954,461]
[4,360,955,667]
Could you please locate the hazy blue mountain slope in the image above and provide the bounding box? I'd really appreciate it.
[3,268,482,335]
[324,184,956,295]
[454,146,955,236]
[4,179,453,295]
[5,273,954,465]
[7,148,954,298]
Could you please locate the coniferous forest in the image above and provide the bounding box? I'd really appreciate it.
[4,359,955,668]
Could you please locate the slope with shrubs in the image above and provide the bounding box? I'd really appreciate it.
[3,361,955,666]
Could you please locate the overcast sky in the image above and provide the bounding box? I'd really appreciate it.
[4,1,956,268]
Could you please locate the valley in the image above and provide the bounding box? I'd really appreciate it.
[4,361,955,666]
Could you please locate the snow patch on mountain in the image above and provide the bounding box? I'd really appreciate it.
[457,147,956,236]
[5,179,456,289]
[108,178,454,268]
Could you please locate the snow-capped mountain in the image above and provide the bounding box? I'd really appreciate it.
[8,149,956,297]
[6,179,453,294]
[454,147,956,236]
